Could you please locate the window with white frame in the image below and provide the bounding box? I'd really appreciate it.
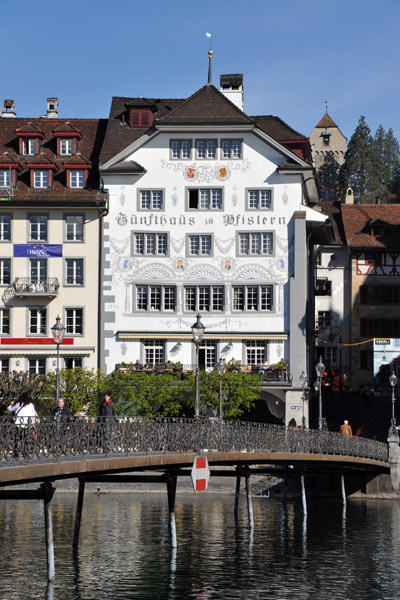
[247,189,272,210]
[196,140,217,160]
[29,215,47,241]
[0,358,9,372]
[23,139,36,155]
[60,139,73,155]
[144,340,164,365]
[65,259,84,285]
[221,139,241,159]
[0,170,11,188]
[187,234,212,256]
[0,258,11,285]
[139,190,163,210]
[70,170,85,189]
[199,341,216,368]
[132,232,168,256]
[171,140,192,159]
[184,286,224,312]
[0,309,10,334]
[34,170,49,188]
[65,215,84,242]
[29,308,47,335]
[30,258,47,282]
[135,285,176,312]
[65,308,83,335]
[0,216,11,241]
[246,341,266,365]
[64,357,83,369]
[188,188,222,210]
[238,232,274,256]
[233,285,273,312]
[28,357,46,374]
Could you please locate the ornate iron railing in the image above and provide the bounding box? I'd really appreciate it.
[0,417,389,463]
[2,277,60,303]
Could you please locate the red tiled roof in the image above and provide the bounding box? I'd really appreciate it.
[156,85,253,125]
[315,113,338,128]
[341,204,400,248]
[53,122,82,137]
[62,153,92,167]
[0,117,107,206]
[15,122,44,137]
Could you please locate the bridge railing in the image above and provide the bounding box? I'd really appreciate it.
[0,417,389,463]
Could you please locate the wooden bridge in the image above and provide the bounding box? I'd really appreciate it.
[0,417,392,582]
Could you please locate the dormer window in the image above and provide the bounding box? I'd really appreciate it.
[130,109,152,127]
[70,170,85,188]
[23,138,37,155]
[0,170,11,188]
[34,170,50,188]
[60,139,73,155]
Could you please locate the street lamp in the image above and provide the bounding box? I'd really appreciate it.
[51,315,65,402]
[389,371,398,437]
[191,314,205,419]
[299,372,309,429]
[315,356,325,431]
[215,358,225,421]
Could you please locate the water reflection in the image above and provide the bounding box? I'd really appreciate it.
[1,494,400,599]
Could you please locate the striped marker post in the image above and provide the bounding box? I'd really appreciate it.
[191,456,210,492]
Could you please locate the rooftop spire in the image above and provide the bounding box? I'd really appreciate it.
[325,100,328,114]
[206,32,213,85]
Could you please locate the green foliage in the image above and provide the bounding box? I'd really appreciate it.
[317,152,340,201]
[198,370,260,419]
[40,368,107,415]
[339,117,400,204]
[0,371,47,413]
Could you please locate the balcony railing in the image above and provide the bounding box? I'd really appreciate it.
[2,277,60,303]
[315,277,331,296]
[115,363,292,385]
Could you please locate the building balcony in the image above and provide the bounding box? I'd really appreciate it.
[2,278,60,303]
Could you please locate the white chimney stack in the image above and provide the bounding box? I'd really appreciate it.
[47,97,58,118]
[2,99,16,118]
[220,74,244,111]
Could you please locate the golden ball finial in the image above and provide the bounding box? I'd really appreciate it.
[208,49,213,58]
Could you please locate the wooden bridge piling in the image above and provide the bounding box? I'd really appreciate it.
[245,471,254,529]
[340,472,347,507]
[73,477,86,548]
[167,471,178,548]
[300,473,307,515]
[41,482,56,583]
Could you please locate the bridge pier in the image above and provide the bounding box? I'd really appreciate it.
[300,473,307,515]
[388,434,400,494]
[245,471,254,529]
[73,477,86,548]
[167,471,178,548]
[340,472,346,507]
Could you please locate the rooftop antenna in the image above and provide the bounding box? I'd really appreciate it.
[325,100,328,114]
[206,32,213,85]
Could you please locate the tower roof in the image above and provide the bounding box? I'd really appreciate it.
[315,113,338,128]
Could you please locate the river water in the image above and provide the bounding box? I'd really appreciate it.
[1,493,400,600]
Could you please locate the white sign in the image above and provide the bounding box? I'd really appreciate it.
[191,456,210,492]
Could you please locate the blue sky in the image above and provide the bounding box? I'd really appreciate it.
[3,0,400,143]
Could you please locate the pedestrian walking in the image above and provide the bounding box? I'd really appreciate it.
[339,420,352,435]
[52,398,71,422]
[98,392,118,450]
[7,392,37,458]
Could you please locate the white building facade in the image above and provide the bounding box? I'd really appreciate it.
[99,77,324,423]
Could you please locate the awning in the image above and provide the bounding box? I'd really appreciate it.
[0,347,95,356]
[117,332,288,342]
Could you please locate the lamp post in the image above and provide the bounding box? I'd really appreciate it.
[191,314,205,419]
[215,358,225,421]
[299,372,309,429]
[389,371,398,437]
[315,356,325,431]
[51,315,65,402]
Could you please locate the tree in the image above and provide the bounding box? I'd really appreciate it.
[0,371,47,413]
[339,116,373,203]
[317,152,341,201]
[197,370,261,419]
[40,368,107,415]
[369,125,400,202]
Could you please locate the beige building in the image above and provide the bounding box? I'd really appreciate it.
[0,99,107,374]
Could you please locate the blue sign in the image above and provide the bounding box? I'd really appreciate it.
[13,244,63,258]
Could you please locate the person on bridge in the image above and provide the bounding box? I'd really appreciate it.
[339,420,353,435]
[98,392,118,450]
[7,392,37,458]
[52,398,71,422]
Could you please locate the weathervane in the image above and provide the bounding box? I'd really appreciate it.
[325,100,328,114]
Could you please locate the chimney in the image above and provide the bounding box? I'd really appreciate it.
[220,74,244,111]
[2,99,16,118]
[345,187,354,205]
[47,97,58,118]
